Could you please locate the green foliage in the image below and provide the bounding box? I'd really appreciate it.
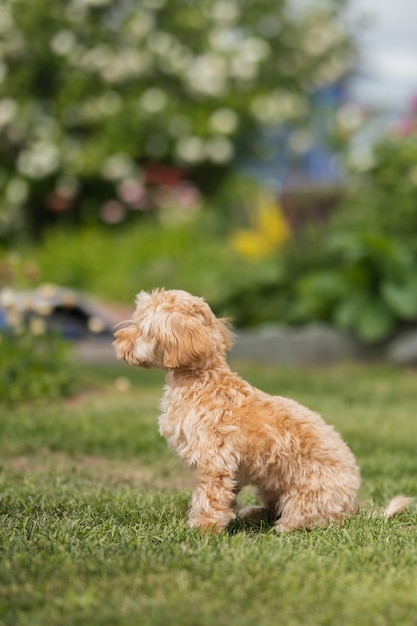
[0,330,77,403]
[230,228,417,343]
[0,0,352,237]
[291,232,417,342]
[343,131,417,238]
[220,131,417,341]
[11,217,280,315]
[290,131,417,342]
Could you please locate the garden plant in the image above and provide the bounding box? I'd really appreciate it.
[0,0,353,238]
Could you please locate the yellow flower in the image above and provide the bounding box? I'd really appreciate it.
[231,192,291,258]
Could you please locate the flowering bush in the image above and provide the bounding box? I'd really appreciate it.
[0,0,353,237]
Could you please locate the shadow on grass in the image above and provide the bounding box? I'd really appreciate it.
[228,508,275,536]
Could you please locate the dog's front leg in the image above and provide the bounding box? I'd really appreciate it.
[187,473,237,533]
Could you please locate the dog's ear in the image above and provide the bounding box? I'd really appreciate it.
[192,299,235,353]
[162,312,212,369]
[216,317,235,352]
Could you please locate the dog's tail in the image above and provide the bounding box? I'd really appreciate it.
[383,495,415,518]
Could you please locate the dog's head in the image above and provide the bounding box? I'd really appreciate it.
[113,289,234,370]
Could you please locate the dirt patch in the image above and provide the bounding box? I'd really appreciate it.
[6,451,194,490]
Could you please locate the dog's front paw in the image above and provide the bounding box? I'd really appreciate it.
[187,518,223,534]
[188,510,235,534]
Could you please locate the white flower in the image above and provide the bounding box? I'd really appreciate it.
[230,58,257,81]
[0,5,13,35]
[250,91,307,124]
[6,178,29,204]
[348,146,375,172]
[101,154,136,180]
[128,10,155,39]
[209,108,238,134]
[147,31,173,56]
[97,92,122,115]
[313,55,349,86]
[205,137,234,163]
[229,37,271,83]
[17,142,60,179]
[101,49,151,82]
[303,22,345,57]
[209,28,239,52]
[140,88,167,113]
[80,45,113,71]
[50,30,77,56]
[240,38,271,63]
[175,137,205,164]
[186,54,228,96]
[0,287,16,307]
[164,45,192,75]
[80,95,122,119]
[0,98,17,127]
[148,33,191,75]
[211,0,240,23]
[336,104,363,133]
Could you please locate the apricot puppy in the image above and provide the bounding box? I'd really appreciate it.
[113,288,412,533]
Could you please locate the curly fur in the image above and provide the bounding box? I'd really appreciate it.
[113,288,413,533]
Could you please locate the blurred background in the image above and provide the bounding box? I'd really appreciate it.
[1,0,417,400]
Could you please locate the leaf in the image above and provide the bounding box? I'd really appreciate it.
[381,281,417,320]
[356,300,396,343]
[297,271,347,300]
[333,296,366,330]
[294,271,348,320]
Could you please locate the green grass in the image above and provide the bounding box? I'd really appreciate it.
[1,362,417,626]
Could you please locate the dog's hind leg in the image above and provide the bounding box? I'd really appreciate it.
[275,489,351,532]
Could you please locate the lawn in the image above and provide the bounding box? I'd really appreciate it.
[1,361,416,626]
